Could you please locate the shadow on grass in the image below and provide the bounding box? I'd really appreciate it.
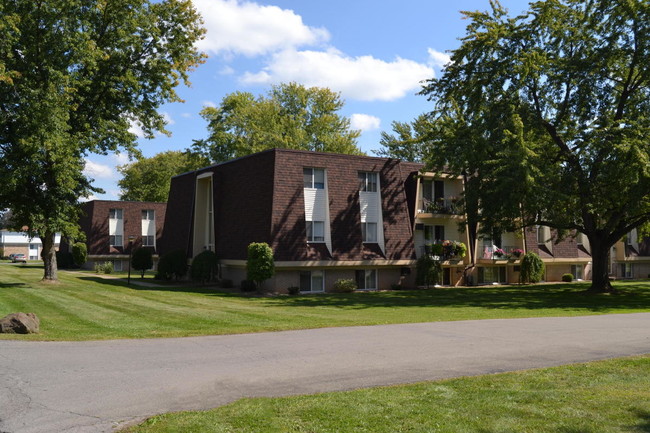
[76,276,246,298]
[75,274,650,312]
[257,283,650,312]
[632,409,650,433]
[0,282,28,289]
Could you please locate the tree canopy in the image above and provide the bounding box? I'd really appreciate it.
[0,0,205,280]
[420,0,650,292]
[118,151,208,202]
[375,114,432,163]
[191,82,363,163]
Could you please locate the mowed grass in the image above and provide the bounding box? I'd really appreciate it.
[126,355,650,433]
[1,263,650,341]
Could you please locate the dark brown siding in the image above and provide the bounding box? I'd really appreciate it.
[81,200,166,255]
[524,227,590,258]
[270,150,416,261]
[213,151,276,260]
[160,173,196,255]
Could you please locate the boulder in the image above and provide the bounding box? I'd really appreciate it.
[0,312,40,334]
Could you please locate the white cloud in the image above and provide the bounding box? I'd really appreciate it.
[350,114,381,132]
[240,48,433,101]
[83,159,115,180]
[219,65,235,75]
[194,0,329,57]
[112,152,130,166]
[128,120,145,138]
[162,112,175,126]
[202,100,217,108]
[181,112,192,118]
[428,48,451,69]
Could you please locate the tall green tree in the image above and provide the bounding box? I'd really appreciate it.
[375,114,432,162]
[421,0,650,293]
[118,151,208,202]
[191,82,363,163]
[0,0,205,281]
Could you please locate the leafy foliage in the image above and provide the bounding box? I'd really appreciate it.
[416,255,442,287]
[71,242,87,267]
[0,0,205,281]
[520,253,545,284]
[190,250,219,284]
[191,82,363,163]
[375,114,432,162]
[332,279,357,293]
[562,274,574,283]
[420,0,650,292]
[246,243,275,289]
[132,247,153,278]
[118,151,208,202]
[156,249,187,281]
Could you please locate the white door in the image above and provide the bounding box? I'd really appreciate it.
[29,243,39,260]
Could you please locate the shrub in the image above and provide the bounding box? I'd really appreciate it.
[416,255,442,287]
[454,241,467,258]
[520,252,545,284]
[72,242,87,267]
[246,242,275,289]
[220,278,234,288]
[240,279,257,292]
[287,286,300,295]
[95,261,114,274]
[429,243,444,256]
[132,247,154,278]
[390,283,403,290]
[156,249,187,281]
[190,250,219,284]
[562,273,573,282]
[56,251,74,269]
[332,278,357,293]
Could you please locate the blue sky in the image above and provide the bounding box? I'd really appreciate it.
[84,0,530,200]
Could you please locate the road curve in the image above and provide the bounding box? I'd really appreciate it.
[1,313,649,433]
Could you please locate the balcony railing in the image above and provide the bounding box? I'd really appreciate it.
[421,241,467,261]
[419,197,462,215]
[481,245,524,260]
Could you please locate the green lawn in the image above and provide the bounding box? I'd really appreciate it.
[1,263,650,341]
[126,355,650,433]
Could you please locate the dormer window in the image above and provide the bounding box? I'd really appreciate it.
[304,168,325,189]
[358,172,378,192]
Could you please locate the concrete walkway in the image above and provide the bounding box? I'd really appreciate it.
[1,313,649,433]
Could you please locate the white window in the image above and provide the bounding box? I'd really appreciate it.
[109,208,123,220]
[300,270,324,292]
[303,168,325,189]
[141,210,155,220]
[358,172,378,192]
[109,208,124,247]
[306,221,325,242]
[362,222,378,243]
[537,226,546,245]
[142,235,155,247]
[571,264,583,280]
[356,269,377,290]
[621,263,632,278]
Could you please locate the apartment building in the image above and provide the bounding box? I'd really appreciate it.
[161,148,598,291]
[0,230,61,260]
[74,200,167,270]
[611,228,650,280]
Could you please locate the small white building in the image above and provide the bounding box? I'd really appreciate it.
[0,230,61,260]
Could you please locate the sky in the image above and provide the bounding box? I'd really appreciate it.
[84,0,530,200]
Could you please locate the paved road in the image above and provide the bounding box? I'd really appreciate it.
[1,313,649,433]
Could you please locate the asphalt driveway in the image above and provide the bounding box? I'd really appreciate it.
[1,313,649,433]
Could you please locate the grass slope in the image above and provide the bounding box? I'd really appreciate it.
[1,263,649,341]
[127,355,650,433]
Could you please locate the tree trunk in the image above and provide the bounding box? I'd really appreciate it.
[40,231,58,281]
[588,237,613,293]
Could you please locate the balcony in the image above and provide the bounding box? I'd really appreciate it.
[480,246,524,260]
[418,197,462,216]
[421,241,467,262]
